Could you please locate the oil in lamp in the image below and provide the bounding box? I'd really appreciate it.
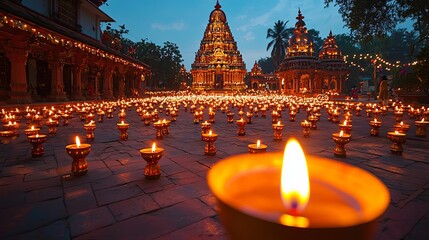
[46,118,59,135]
[24,125,40,137]
[387,131,406,155]
[202,130,218,156]
[66,136,91,176]
[415,118,429,137]
[272,121,285,141]
[236,118,246,136]
[301,120,311,138]
[227,111,234,123]
[248,140,267,154]
[153,120,163,139]
[332,130,351,158]
[117,121,130,141]
[338,120,352,136]
[28,133,48,157]
[369,118,382,136]
[140,143,164,179]
[394,121,410,134]
[83,120,96,141]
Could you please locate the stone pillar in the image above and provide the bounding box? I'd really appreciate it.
[118,75,125,98]
[5,47,32,103]
[102,66,114,99]
[48,60,67,101]
[72,65,84,100]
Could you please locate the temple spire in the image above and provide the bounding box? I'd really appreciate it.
[215,0,221,9]
[296,8,304,21]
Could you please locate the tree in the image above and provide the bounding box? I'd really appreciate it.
[266,20,290,67]
[308,29,324,55]
[257,57,275,74]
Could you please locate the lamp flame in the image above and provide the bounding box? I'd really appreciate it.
[400,121,403,125]
[422,118,425,122]
[76,136,81,148]
[277,121,281,126]
[151,143,156,153]
[31,125,34,130]
[340,130,344,137]
[209,130,212,136]
[343,120,347,125]
[281,138,310,215]
[256,140,260,148]
[121,120,124,124]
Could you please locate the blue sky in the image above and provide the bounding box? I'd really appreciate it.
[100,0,351,71]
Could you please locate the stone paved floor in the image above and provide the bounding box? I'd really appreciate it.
[0,98,428,239]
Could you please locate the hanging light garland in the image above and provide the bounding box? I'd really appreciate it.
[343,53,419,72]
[0,14,148,71]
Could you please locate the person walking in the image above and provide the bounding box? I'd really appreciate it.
[378,75,389,106]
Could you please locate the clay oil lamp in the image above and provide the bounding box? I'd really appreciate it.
[394,121,410,134]
[246,111,253,124]
[236,118,246,136]
[394,110,404,124]
[272,121,285,142]
[355,106,362,116]
[140,143,164,179]
[209,108,216,123]
[200,121,211,139]
[62,112,72,126]
[381,106,388,116]
[25,112,33,125]
[332,130,351,158]
[0,130,15,144]
[83,120,96,141]
[153,120,163,139]
[170,110,178,122]
[369,118,382,136]
[373,108,381,121]
[227,111,234,123]
[387,131,406,155]
[107,108,114,118]
[308,115,318,130]
[261,107,267,118]
[331,109,340,123]
[118,109,126,122]
[28,133,48,157]
[85,112,95,124]
[202,130,218,156]
[151,110,159,122]
[301,120,311,138]
[415,118,429,137]
[193,111,200,124]
[66,136,91,176]
[46,118,59,135]
[24,125,40,137]
[248,140,267,154]
[161,119,170,135]
[117,120,130,141]
[271,110,279,124]
[97,110,105,123]
[207,138,390,240]
[143,112,151,126]
[338,120,352,136]
[289,109,297,122]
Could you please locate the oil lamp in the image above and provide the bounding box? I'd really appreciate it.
[45,118,59,135]
[271,110,279,124]
[28,133,48,157]
[272,121,285,141]
[387,131,406,155]
[202,130,218,156]
[289,110,296,122]
[170,110,178,122]
[332,130,351,158]
[143,112,151,126]
[193,111,200,124]
[66,136,91,176]
[248,140,267,154]
[300,120,311,138]
[209,109,216,123]
[369,118,382,136]
[393,121,410,134]
[415,118,429,137]
[97,110,105,123]
[161,119,170,135]
[140,143,164,179]
[394,110,403,124]
[227,111,234,123]
[153,120,163,139]
[86,112,95,123]
[107,108,114,118]
[118,109,126,122]
[246,112,252,124]
[200,121,211,139]
[308,115,318,130]
[24,125,40,137]
[0,130,14,144]
[62,113,71,126]
[83,120,96,141]
[338,120,352,136]
[117,121,130,141]
[236,118,246,136]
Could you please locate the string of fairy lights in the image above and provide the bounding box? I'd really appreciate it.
[343,53,420,72]
[0,15,147,71]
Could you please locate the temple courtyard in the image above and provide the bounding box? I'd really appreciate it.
[0,94,428,239]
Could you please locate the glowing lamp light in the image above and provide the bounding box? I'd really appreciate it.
[343,120,347,125]
[121,120,124,124]
[31,125,34,130]
[422,118,425,123]
[76,136,81,148]
[340,130,344,137]
[281,139,310,215]
[209,130,213,136]
[151,142,156,153]
[257,140,261,148]
[374,118,378,123]
[277,121,281,126]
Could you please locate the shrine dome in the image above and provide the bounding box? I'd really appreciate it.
[209,0,227,23]
[318,31,343,61]
[286,9,314,58]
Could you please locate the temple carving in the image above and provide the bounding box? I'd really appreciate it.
[191,1,246,91]
[277,10,348,94]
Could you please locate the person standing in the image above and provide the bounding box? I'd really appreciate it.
[378,75,389,106]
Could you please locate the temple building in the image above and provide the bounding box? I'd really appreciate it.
[249,61,278,91]
[0,0,150,103]
[277,10,348,94]
[191,1,246,91]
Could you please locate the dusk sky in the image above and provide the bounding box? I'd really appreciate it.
[100,0,351,71]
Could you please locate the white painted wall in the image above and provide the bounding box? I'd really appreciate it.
[79,6,100,40]
[21,0,50,16]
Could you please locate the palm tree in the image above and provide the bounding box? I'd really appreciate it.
[266,20,290,67]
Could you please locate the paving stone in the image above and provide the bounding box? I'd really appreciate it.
[68,206,115,237]
[4,220,70,240]
[64,183,97,215]
[108,194,160,221]
[26,186,63,203]
[94,183,142,206]
[151,181,210,207]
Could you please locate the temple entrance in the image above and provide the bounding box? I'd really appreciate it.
[36,60,51,100]
[215,74,223,90]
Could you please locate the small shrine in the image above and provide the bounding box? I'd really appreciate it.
[277,10,348,94]
[249,61,278,91]
[191,1,246,91]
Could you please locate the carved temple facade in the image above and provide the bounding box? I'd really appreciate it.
[0,0,150,103]
[191,1,246,91]
[277,10,348,94]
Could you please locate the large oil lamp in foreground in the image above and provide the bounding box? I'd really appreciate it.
[140,143,164,179]
[248,140,267,154]
[28,133,48,157]
[387,131,406,155]
[202,130,218,156]
[117,121,130,141]
[66,136,91,176]
[332,130,351,158]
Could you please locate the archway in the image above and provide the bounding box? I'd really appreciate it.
[252,82,257,90]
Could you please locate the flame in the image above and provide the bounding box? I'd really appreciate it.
[422,118,425,122]
[374,118,378,123]
[31,125,34,130]
[36,134,39,138]
[340,130,344,137]
[121,120,124,124]
[49,118,52,122]
[281,139,310,215]
[343,120,347,125]
[400,121,403,125]
[209,130,212,136]
[395,131,400,135]
[151,143,156,153]
[277,121,281,126]
[256,140,261,148]
[90,120,94,125]
[76,136,81,148]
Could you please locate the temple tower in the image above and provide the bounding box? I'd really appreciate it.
[191,1,246,91]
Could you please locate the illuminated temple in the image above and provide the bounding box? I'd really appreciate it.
[191,1,246,91]
[277,10,348,94]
